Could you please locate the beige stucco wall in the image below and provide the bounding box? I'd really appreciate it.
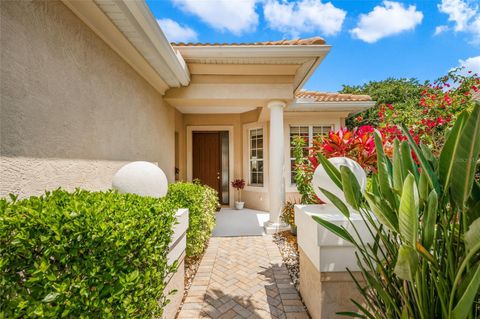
[0,0,175,198]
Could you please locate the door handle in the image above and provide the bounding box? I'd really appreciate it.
[217,171,220,180]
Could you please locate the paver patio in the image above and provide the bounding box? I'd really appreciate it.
[177,236,308,319]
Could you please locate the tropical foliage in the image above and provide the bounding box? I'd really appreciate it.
[167,181,218,257]
[0,189,178,318]
[281,201,297,229]
[313,102,480,319]
[341,77,422,128]
[345,69,479,154]
[293,70,479,204]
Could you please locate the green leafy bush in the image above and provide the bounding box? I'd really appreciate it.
[314,102,480,318]
[0,189,177,318]
[166,182,218,257]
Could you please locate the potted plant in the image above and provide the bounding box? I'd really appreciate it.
[231,179,245,210]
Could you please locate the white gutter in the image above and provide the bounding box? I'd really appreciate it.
[121,1,190,86]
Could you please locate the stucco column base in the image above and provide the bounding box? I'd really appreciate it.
[264,221,290,234]
[299,247,366,318]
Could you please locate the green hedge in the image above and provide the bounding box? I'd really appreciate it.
[0,189,177,318]
[166,182,218,257]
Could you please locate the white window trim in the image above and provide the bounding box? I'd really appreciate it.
[243,122,268,192]
[284,119,339,193]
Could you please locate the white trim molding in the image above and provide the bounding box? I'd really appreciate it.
[186,126,234,207]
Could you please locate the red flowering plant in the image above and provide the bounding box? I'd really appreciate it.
[311,126,377,172]
[231,179,245,202]
[377,68,479,154]
[292,127,380,204]
[293,69,479,203]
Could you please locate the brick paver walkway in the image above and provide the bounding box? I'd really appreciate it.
[177,236,308,319]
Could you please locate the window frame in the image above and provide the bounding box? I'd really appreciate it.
[243,122,268,192]
[248,127,265,187]
[287,124,334,188]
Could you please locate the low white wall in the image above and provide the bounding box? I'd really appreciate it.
[163,208,189,319]
[295,204,373,318]
[295,204,373,272]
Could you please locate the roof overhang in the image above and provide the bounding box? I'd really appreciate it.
[173,45,331,92]
[62,0,190,94]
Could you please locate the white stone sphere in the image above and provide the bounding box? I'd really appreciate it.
[312,157,366,205]
[112,161,168,198]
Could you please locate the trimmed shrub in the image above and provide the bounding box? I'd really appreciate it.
[0,189,177,318]
[166,182,218,257]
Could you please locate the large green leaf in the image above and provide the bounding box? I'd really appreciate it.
[450,102,480,210]
[340,166,362,210]
[401,124,441,195]
[400,140,419,181]
[418,171,429,204]
[452,263,480,319]
[365,192,399,232]
[374,131,396,208]
[319,187,350,218]
[392,139,405,195]
[422,190,438,250]
[466,181,480,226]
[420,143,437,169]
[394,245,418,281]
[438,111,468,192]
[317,153,342,189]
[464,217,480,252]
[312,215,354,244]
[398,174,419,247]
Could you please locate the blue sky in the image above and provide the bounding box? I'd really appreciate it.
[146,0,480,92]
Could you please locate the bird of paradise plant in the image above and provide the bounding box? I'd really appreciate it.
[313,102,480,319]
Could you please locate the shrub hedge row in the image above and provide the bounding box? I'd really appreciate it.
[0,182,219,318]
[166,182,218,257]
[0,189,178,318]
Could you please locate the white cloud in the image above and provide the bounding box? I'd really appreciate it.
[172,0,258,35]
[350,1,423,43]
[438,0,476,32]
[437,0,480,43]
[457,56,480,74]
[157,18,198,43]
[263,0,346,37]
[434,25,449,35]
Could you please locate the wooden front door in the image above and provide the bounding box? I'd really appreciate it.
[192,132,229,204]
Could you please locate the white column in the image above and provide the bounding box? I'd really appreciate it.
[264,100,289,234]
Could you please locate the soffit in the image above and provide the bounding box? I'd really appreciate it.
[93,0,189,87]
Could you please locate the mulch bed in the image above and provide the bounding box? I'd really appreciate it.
[183,255,203,298]
[273,230,300,289]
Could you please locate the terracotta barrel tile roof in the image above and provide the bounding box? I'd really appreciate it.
[171,36,326,47]
[295,90,372,102]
